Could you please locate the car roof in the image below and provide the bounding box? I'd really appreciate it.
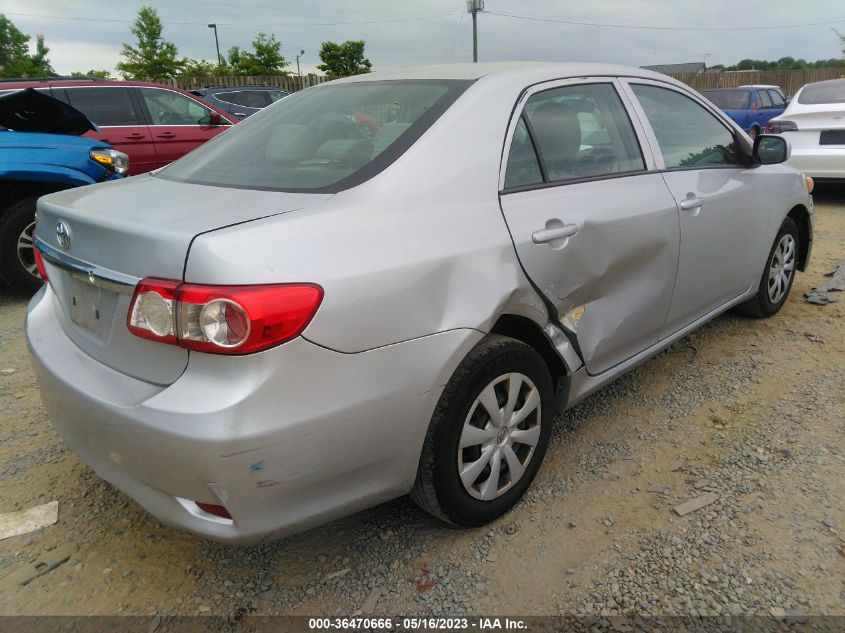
[203,86,289,91]
[0,78,193,90]
[700,87,752,92]
[331,62,687,89]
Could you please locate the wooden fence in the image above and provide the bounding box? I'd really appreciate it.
[171,68,845,97]
[666,69,845,97]
[171,74,331,92]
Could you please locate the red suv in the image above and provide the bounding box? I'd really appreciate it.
[0,79,236,174]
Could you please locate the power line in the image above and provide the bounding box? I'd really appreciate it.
[3,11,462,28]
[486,10,845,31]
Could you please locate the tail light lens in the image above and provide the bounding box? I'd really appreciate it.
[766,120,798,134]
[128,280,323,355]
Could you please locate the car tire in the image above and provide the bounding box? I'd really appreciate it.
[736,216,799,318]
[0,195,43,294]
[411,335,554,527]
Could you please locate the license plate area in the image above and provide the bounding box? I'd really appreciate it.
[68,276,118,340]
[819,130,845,145]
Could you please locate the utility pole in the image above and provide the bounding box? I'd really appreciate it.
[467,0,484,62]
[296,50,305,80]
[207,24,222,69]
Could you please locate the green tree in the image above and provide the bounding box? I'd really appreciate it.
[0,14,53,78]
[317,40,371,77]
[117,6,185,80]
[226,34,289,75]
[69,69,112,79]
[181,58,221,76]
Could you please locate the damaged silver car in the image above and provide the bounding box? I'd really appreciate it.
[27,63,814,543]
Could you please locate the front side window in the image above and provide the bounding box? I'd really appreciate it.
[65,87,140,126]
[632,84,742,169]
[140,88,212,125]
[511,83,644,185]
[158,80,471,192]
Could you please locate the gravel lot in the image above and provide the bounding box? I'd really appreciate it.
[1,187,843,619]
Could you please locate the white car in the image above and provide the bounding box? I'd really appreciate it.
[766,78,845,180]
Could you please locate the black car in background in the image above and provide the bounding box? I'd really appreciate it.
[190,86,290,119]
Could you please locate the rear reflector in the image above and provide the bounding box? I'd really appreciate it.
[128,279,323,355]
[33,246,48,282]
[195,502,232,519]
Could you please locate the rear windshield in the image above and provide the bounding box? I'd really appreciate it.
[798,80,845,105]
[157,79,471,192]
[701,90,750,109]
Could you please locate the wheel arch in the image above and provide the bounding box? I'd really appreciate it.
[488,313,572,409]
[786,204,811,271]
[1,178,78,212]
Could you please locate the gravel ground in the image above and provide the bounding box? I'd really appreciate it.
[0,187,843,619]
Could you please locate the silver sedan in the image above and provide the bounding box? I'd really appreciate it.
[27,63,814,544]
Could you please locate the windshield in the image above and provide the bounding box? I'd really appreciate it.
[798,80,845,105]
[158,79,472,192]
[701,90,750,109]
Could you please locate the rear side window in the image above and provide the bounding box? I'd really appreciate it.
[513,83,644,185]
[158,80,471,192]
[701,90,750,110]
[632,84,742,169]
[758,90,773,108]
[65,87,140,126]
[504,117,543,188]
[768,90,785,107]
[216,91,270,108]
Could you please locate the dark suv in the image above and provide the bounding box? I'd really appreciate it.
[190,86,290,119]
[0,79,236,174]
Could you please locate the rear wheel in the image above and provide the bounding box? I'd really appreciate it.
[0,195,43,294]
[411,335,554,527]
[737,216,799,318]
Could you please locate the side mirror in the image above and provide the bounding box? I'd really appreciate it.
[753,134,790,165]
[209,111,223,125]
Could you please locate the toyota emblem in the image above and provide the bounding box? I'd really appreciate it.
[56,221,70,249]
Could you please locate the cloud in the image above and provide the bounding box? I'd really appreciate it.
[2,0,843,76]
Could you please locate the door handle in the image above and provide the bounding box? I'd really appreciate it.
[532,224,578,244]
[124,133,145,140]
[233,112,247,117]
[156,132,176,139]
[679,197,705,210]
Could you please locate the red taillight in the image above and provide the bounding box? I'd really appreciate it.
[195,502,232,519]
[127,280,323,355]
[33,246,48,282]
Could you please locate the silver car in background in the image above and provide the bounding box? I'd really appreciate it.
[27,63,814,544]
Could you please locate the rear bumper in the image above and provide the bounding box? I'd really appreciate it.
[27,286,480,544]
[787,148,845,179]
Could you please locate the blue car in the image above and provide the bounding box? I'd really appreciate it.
[0,88,127,293]
[699,86,787,139]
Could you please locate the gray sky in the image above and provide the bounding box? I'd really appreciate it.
[4,0,845,76]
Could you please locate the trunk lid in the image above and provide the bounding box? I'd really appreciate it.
[36,174,331,384]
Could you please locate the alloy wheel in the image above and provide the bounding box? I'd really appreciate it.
[457,372,541,501]
[16,220,38,279]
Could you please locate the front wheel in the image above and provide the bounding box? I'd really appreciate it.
[0,195,43,294]
[411,335,554,527]
[737,216,799,318]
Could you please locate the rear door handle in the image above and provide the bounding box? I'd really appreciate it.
[679,197,705,210]
[532,224,578,244]
[156,132,176,139]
